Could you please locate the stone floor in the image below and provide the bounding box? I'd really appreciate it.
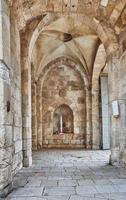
[5,150,126,200]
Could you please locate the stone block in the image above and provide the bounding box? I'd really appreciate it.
[78,97,85,104]
[13,127,22,142]
[5,125,13,146]
[14,140,22,154]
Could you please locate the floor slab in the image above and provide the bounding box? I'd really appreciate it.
[5,150,126,200]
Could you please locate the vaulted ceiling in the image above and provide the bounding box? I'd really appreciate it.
[10,0,126,32]
[30,15,102,82]
[16,0,126,84]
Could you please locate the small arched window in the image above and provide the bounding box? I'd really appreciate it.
[53,104,74,134]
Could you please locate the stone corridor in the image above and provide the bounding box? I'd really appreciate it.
[5,150,126,200]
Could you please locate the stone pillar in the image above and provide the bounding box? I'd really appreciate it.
[0,0,12,197]
[32,81,37,150]
[108,54,123,165]
[86,88,92,149]
[21,56,32,167]
[21,20,39,165]
[101,76,110,149]
[92,85,101,149]
[118,51,126,165]
[37,81,43,149]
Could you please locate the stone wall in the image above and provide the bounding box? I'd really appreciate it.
[0,1,22,196]
[10,15,22,176]
[0,0,12,196]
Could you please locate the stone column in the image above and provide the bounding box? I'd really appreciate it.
[32,81,37,150]
[108,56,122,164]
[86,88,92,149]
[21,20,39,166]
[92,84,101,149]
[101,76,110,149]
[118,51,126,165]
[0,0,12,197]
[37,81,43,149]
[21,56,32,167]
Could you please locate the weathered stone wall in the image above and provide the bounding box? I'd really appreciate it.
[0,0,12,196]
[0,1,22,196]
[0,0,22,196]
[0,61,13,197]
[10,15,22,175]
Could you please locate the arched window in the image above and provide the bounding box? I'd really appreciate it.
[53,104,74,134]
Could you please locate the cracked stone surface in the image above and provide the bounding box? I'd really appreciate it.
[4,150,126,200]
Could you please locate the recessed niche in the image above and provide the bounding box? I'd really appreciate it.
[53,104,74,134]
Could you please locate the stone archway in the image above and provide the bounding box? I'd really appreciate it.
[32,60,87,149]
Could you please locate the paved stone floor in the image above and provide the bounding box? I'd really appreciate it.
[5,150,126,200]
